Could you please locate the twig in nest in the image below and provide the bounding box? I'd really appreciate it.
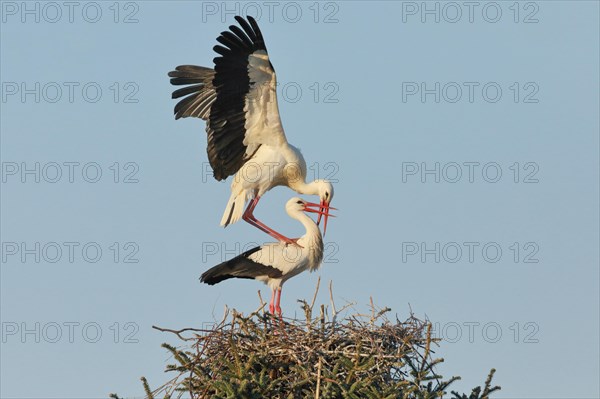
[151,326,210,341]
[310,276,321,311]
[315,357,323,399]
[329,280,337,322]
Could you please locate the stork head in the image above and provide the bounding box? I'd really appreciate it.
[286,197,335,224]
[312,180,335,235]
[286,197,307,214]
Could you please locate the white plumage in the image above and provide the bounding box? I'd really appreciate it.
[200,197,331,315]
[169,16,334,243]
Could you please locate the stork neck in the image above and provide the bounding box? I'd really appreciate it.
[294,211,324,268]
[292,179,319,196]
[292,211,321,242]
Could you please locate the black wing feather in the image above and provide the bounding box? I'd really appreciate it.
[247,17,264,43]
[168,16,270,181]
[235,16,260,44]
[206,15,268,181]
[217,31,246,52]
[172,84,204,99]
[168,66,215,120]
[229,25,254,47]
[200,246,282,285]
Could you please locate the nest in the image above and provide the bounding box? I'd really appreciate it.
[111,281,499,399]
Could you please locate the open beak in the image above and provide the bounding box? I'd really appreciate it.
[304,200,336,236]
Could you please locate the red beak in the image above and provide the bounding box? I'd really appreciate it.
[304,200,336,236]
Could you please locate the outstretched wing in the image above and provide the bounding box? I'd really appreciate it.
[169,16,287,181]
[169,65,216,120]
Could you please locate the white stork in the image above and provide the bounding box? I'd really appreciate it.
[169,16,334,244]
[200,197,332,315]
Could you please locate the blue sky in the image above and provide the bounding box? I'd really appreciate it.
[1,1,598,397]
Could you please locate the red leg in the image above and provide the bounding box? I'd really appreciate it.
[269,289,275,314]
[271,288,286,334]
[243,196,298,246]
[275,288,282,316]
[243,197,272,236]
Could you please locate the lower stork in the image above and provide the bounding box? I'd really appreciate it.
[200,197,332,315]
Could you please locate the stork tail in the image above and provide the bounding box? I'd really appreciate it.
[220,191,247,227]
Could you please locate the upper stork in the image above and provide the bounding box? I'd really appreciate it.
[169,16,334,244]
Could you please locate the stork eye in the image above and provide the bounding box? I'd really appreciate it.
[296,200,303,204]
[325,192,329,198]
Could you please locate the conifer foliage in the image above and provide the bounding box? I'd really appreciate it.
[111,289,500,399]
